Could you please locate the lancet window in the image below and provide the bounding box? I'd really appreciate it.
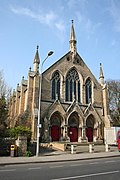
[85,78,92,104]
[65,68,80,102]
[52,71,60,100]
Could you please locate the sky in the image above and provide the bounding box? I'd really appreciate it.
[0,0,120,90]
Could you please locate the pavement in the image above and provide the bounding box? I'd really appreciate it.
[0,149,120,166]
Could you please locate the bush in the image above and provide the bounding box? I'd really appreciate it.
[25,150,32,157]
[8,126,32,141]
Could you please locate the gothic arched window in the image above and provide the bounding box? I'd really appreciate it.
[52,71,60,100]
[85,78,92,104]
[65,68,81,102]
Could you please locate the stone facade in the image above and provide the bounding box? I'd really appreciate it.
[9,21,111,143]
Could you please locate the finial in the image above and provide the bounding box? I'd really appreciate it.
[37,45,39,50]
[99,62,104,85]
[70,19,77,55]
[22,76,24,80]
[34,46,40,65]
[29,67,31,72]
[71,20,74,24]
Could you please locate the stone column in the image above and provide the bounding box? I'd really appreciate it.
[93,128,97,142]
[82,125,87,142]
[43,117,50,142]
[60,126,64,141]
[64,125,70,142]
[49,125,52,142]
[76,81,78,102]
[78,128,82,142]
[97,122,101,140]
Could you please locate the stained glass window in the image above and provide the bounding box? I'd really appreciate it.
[52,71,60,100]
[65,68,81,102]
[85,78,92,104]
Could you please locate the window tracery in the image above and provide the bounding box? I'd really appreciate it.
[85,78,92,104]
[52,71,60,100]
[65,69,80,102]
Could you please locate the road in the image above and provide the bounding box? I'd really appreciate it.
[0,157,120,180]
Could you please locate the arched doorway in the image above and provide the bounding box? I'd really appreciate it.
[86,115,94,142]
[68,112,79,142]
[50,112,62,141]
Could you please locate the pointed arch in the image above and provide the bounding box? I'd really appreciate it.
[86,114,95,142]
[86,114,94,128]
[65,68,81,102]
[50,111,63,141]
[68,112,79,127]
[68,112,79,142]
[50,111,63,126]
[85,77,92,104]
[51,71,60,100]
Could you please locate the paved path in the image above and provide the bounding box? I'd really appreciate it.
[0,150,120,166]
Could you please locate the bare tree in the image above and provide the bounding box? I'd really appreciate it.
[106,79,120,126]
[0,70,11,136]
[0,70,11,99]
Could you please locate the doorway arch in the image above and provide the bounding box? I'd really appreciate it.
[86,114,95,142]
[68,112,79,142]
[50,112,62,141]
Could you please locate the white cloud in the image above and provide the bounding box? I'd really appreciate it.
[111,39,119,47]
[10,5,66,38]
[76,11,102,36]
[55,21,66,43]
[108,0,120,32]
[10,6,33,17]
[55,21,65,33]
[67,0,77,9]
[67,0,88,10]
[10,6,57,26]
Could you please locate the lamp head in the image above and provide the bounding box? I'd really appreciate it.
[48,51,54,56]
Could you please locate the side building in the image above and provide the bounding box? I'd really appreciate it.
[9,21,111,143]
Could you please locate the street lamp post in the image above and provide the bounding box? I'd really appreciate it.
[36,51,54,157]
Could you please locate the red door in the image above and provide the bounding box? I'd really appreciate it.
[117,130,120,151]
[69,127,78,142]
[86,128,93,142]
[51,125,60,141]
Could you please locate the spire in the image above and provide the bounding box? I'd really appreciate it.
[33,45,40,72]
[99,63,104,86]
[34,45,40,64]
[69,20,77,56]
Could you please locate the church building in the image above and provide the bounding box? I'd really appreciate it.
[9,21,111,143]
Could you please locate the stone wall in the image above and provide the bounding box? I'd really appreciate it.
[16,135,27,156]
